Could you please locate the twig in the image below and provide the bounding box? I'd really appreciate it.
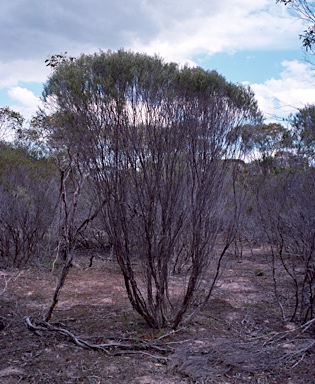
[51,244,61,273]
[0,270,24,295]
[110,349,168,360]
[257,318,315,369]
[156,326,186,341]
[291,353,306,369]
[13,270,25,281]
[299,317,315,333]
[263,318,315,347]
[0,274,10,296]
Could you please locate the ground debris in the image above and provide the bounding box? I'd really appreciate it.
[1,252,315,383]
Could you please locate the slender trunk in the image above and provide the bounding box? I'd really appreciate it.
[44,248,74,322]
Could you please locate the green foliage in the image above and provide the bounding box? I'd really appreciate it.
[38,49,263,168]
[0,142,58,268]
[289,104,315,162]
[238,122,291,158]
[39,48,315,327]
[0,107,24,142]
[0,142,56,183]
[37,49,263,328]
[45,52,75,68]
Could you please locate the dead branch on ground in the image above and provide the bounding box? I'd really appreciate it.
[25,316,173,361]
[258,318,315,367]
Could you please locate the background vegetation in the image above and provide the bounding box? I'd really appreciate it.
[0,48,314,331]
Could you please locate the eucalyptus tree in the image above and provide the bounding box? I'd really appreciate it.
[289,104,315,163]
[41,50,262,328]
[277,0,315,56]
[237,122,292,163]
[0,107,24,142]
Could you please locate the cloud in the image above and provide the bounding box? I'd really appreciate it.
[0,0,310,121]
[0,59,49,88]
[0,0,159,63]
[8,87,39,107]
[0,0,303,66]
[251,60,315,120]
[130,0,303,64]
[7,87,42,120]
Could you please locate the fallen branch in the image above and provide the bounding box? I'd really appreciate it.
[262,318,315,346]
[25,317,172,360]
[257,318,315,368]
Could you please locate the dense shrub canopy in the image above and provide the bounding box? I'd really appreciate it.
[39,49,263,328]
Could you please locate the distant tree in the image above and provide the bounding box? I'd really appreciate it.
[254,162,315,323]
[236,108,315,323]
[289,104,315,162]
[0,143,58,268]
[41,49,262,329]
[0,107,24,142]
[238,122,291,161]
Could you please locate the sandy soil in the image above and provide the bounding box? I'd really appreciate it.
[0,248,314,383]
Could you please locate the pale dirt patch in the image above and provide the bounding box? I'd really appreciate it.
[0,250,314,383]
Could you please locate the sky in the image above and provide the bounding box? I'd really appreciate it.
[1,0,315,123]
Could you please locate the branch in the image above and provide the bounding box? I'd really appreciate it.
[25,317,172,360]
[0,270,24,296]
[0,273,10,296]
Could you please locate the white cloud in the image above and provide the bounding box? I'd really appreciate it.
[251,60,315,120]
[0,0,310,122]
[8,87,39,107]
[7,87,42,120]
[0,59,49,88]
[130,0,303,64]
[0,0,304,85]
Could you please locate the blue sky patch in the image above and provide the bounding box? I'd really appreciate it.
[194,49,305,84]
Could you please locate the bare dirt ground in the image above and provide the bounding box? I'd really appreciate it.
[0,248,314,384]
